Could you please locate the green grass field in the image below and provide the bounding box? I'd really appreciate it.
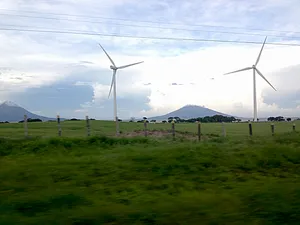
[0,121,300,224]
[0,120,299,138]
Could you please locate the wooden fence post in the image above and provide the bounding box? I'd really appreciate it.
[197,121,201,141]
[293,123,296,132]
[271,123,275,136]
[24,114,28,138]
[171,120,175,140]
[144,119,148,137]
[86,115,90,137]
[57,115,62,137]
[222,122,226,137]
[248,122,253,136]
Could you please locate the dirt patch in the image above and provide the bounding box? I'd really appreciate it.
[122,130,213,141]
[124,130,171,138]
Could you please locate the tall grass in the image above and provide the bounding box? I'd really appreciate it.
[0,133,300,224]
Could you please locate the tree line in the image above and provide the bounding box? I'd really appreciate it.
[267,116,299,122]
[1,115,299,124]
[168,115,239,123]
[133,115,239,123]
[132,115,300,123]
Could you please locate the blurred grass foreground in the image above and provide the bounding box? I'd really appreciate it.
[0,130,300,224]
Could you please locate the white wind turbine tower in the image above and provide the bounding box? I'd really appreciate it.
[223,36,277,122]
[98,43,144,135]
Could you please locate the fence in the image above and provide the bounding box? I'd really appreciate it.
[0,114,297,140]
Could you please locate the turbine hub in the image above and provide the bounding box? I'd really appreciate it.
[252,65,255,68]
[110,65,116,70]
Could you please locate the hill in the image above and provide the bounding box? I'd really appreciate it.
[149,104,233,121]
[0,101,57,122]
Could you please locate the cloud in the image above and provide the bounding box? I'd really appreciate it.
[1,0,300,119]
[261,65,300,109]
[74,108,88,114]
[6,76,94,117]
[139,44,300,117]
[170,83,183,86]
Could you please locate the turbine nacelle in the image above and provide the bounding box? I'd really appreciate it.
[252,65,256,68]
[110,65,117,70]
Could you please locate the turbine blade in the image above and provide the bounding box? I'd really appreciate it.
[117,61,144,69]
[255,36,267,66]
[224,67,252,75]
[255,68,277,91]
[108,71,116,99]
[98,43,116,67]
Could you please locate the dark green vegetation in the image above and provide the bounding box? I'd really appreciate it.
[0,130,300,224]
[137,115,239,123]
[167,115,238,123]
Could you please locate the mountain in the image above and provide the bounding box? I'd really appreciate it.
[0,101,56,122]
[148,105,234,121]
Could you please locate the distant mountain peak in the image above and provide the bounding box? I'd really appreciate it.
[149,104,232,121]
[1,101,19,107]
[0,101,57,122]
[183,104,205,108]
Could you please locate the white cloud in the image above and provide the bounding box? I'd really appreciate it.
[1,0,300,119]
[91,74,150,103]
[74,108,88,114]
[135,44,300,117]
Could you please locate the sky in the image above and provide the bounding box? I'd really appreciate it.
[1,0,300,120]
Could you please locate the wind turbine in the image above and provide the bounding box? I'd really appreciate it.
[223,36,277,122]
[98,43,144,135]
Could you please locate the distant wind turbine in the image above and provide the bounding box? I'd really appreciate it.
[223,36,276,122]
[98,43,144,135]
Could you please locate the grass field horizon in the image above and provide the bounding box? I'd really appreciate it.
[0,120,299,139]
[1,121,300,224]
